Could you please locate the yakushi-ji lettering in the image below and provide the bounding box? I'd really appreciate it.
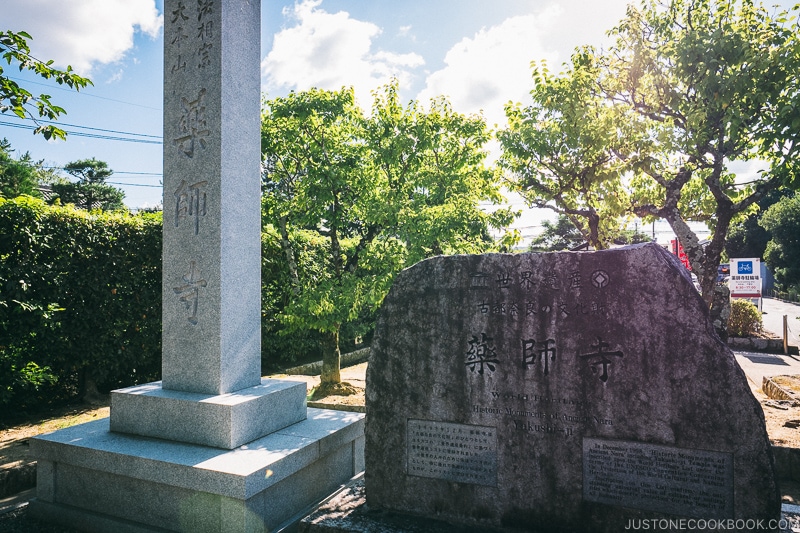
[173,260,208,325]
[174,88,210,157]
[578,337,624,383]
[174,179,208,234]
[523,338,556,376]
[466,333,500,375]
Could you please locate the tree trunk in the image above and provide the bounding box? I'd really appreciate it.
[278,215,300,295]
[330,228,343,278]
[320,328,342,385]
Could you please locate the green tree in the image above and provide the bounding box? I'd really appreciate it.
[529,215,587,252]
[529,214,652,252]
[760,192,800,291]
[364,83,517,262]
[601,0,800,310]
[262,87,392,393]
[725,188,792,259]
[499,50,636,250]
[1,30,92,140]
[52,158,125,211]
[261,85,515,391]
[0,138,42,198]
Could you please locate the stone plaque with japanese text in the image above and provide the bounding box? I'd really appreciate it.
[407,419,497,486]
[365,243,779,532]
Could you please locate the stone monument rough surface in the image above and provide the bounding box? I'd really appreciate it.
[365,243,779,532]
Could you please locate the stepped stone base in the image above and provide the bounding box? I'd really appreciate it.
[29,409,365,533]
[110,378,307,449]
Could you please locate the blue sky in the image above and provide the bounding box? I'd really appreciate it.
[2,0,635,210]
[2,0,794,242]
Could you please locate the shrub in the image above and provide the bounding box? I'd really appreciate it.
[0,197,377,410]
[0,196,162,410]
[727,299,763,338]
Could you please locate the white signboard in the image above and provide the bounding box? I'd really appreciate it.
[729,258,762,309]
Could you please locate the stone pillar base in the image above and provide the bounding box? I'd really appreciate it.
[110,378,307,449]
[30,409,365,533]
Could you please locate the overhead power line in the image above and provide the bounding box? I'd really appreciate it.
[24,117,162,139]
[111,171,163,177]
[0,119,161,144]
[36,165,162,179]
[107,181,162,188]
[8,75,161,112]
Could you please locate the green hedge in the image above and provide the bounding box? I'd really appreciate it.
[0,197,162,410]
[0,198,370,410]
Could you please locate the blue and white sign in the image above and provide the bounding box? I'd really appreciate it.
[730,258,762,310]
[737,261,753,275]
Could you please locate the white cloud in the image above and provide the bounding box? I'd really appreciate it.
[4,0,162,74]
[417,8,563,130]
[416,0,635,130]
[106,69,125,84]
[262,0,424,107]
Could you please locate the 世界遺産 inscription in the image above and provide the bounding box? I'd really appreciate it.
[583,438,733,519]
[407,419,497,486]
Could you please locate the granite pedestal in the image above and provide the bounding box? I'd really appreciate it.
[109,378,307,450]
[31,409,365,533]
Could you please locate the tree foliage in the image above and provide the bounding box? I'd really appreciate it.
[724,187,792,259]
[530,214,652,252]
[0,30,92,140]
[605,0,800,308]
[759,192,800,291]
[0,138,43,198]
[499,51,636,249]
[502,0,800,319]
[261,84,516,387]
[52,158,125,211]
[529,216,589,252]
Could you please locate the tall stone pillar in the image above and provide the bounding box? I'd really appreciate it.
[29,3,365,530]
[162,0,262,395]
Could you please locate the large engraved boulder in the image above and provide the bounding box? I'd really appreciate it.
[365,243,779,532]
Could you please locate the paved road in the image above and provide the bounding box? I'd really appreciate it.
[733,298,800,388]
[734,350,800,389]
[762,297,800,348]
